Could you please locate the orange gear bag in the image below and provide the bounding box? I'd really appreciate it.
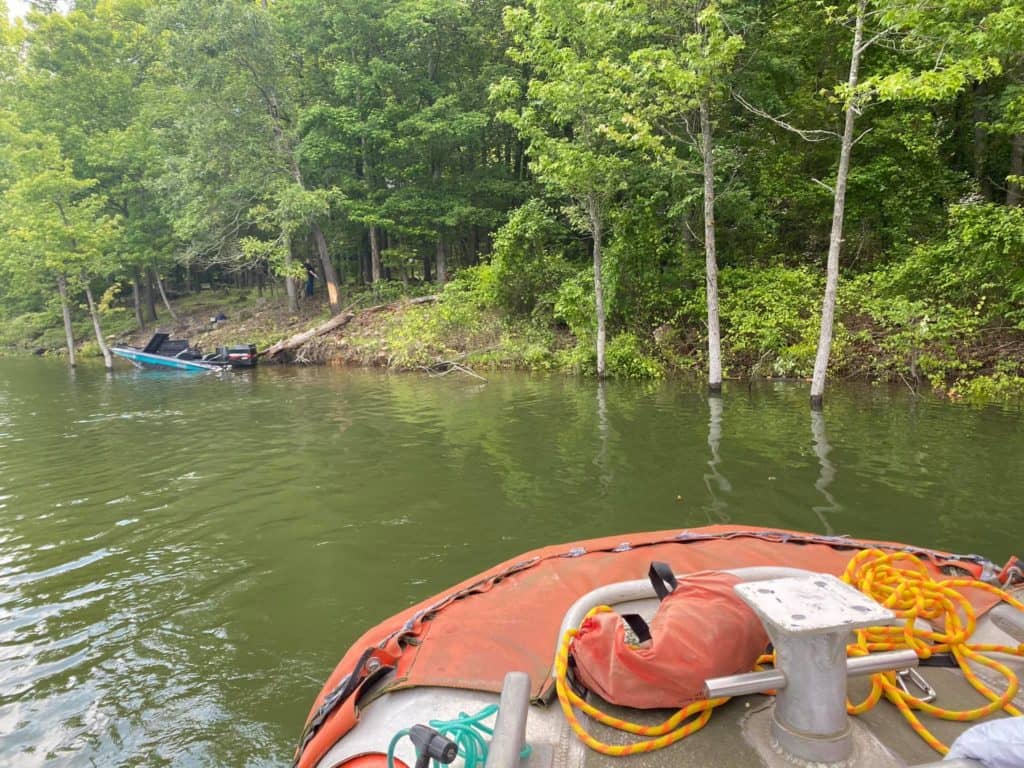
[569,564,769,709]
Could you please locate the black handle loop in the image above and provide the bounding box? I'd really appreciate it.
[621,614,652,644]
[648,562,678,601]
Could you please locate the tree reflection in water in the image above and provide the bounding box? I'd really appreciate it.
[703,395,732,522]
[811,409,840,534]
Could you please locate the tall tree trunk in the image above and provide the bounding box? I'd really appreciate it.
[1008,133,1023,207]
[436,237,448,284]
[142,267,157,322]
[423,253,432,283]
[700,97,723,394]
[587,194,607,379]
[311,221,342,313]
[56,274,76,368]
[284,233,298,312]
[810,0,865,409]
[131,266,145,330]
[369,225,382,284]
[83,283,113,371]
[154,271,179,324]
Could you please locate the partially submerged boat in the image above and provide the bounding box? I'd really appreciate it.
[111,333,257,372]
[294,526,1024,768]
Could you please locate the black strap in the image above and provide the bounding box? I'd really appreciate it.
[648,562,678,601]
[622,614,652,644]
[919,653,958,668]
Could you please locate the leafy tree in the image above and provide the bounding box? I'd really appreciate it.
[500,0,638,376]
[0,122,120,367]
[603,0,744,390]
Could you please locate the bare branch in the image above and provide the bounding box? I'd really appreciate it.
[857,27,894,55]
[684,217,704,246]
[811,177,835,195]
[852,128,873,146]
[732,91,839,143]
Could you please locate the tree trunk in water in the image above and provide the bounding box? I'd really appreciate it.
[142,267,157,322]
[83,283,113,371]
[370,225,382,284]
[700,97,722,394]
[436,237,447,284]
[311,221,342,314]
[810,0,865,409]
[587,195,607,379]
[132,266,145,330]
[56,274,77,368]
[284,234,298,313]
[1008,133,1023,207]
[155,272,178,323]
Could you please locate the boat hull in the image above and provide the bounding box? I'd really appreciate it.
[111,346,225,372]
[294,525,1024,768]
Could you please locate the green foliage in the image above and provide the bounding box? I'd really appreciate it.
[696,266,824,378]
[951,373,1024,405]
[606,332,664,379]
[490,199,575,315]
[886,203,1024,326]
[0,311,57,348]
[1,0,1023,398]
[553,270,596,343]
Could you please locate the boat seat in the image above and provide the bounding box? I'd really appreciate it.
[160,340,191,356]
[142,332,169,353]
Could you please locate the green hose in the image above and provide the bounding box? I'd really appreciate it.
[387,705,532,768]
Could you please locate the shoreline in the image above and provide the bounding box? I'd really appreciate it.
[2,285,1022,405]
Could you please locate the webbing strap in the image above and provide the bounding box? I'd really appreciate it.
[648,562,678,601]
[621,614,652,644]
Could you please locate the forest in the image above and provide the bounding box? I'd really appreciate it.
[0,0,1022,403]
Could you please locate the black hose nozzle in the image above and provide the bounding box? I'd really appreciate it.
[409,724,459,768]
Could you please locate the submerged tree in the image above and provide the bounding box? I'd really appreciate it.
[500,0,636,377]
[809,0,867,409]
[609,0,743,392]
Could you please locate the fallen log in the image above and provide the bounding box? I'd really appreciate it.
[261,294,437,360]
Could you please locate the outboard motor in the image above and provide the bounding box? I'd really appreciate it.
[226,344,258,368]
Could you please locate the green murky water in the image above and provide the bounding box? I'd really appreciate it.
[1,358,1022,766]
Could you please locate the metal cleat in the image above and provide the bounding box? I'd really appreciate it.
[729,574,901,765]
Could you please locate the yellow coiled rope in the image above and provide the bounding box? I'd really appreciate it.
[842,548,1024,754]
[554,549,1024,756]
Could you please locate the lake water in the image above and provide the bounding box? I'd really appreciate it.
[1,358,1022,766]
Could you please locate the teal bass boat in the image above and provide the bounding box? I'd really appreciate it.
[111,333,258,372]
